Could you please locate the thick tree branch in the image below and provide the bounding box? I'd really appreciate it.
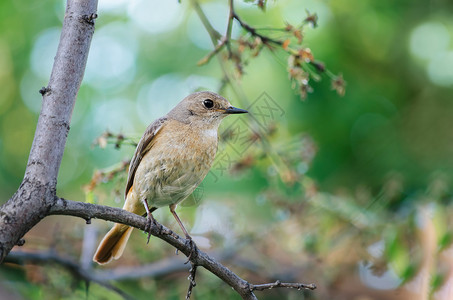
[26,1,97,184]
[49,198,315,299]
[0,0,98,262]
[50,198,255,298]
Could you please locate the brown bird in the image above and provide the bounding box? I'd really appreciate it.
[93,91,248,264]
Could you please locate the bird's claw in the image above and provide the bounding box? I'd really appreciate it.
[144,214,157,244]
[184,235,197,264]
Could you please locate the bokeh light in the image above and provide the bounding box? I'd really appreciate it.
[127,0,183,34]
[85,22,138,91]
[136,74,220,125]
[30,27,60,80]
[410,22,450,61]
[410,21,453,87]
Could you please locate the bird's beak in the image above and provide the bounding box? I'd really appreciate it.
[223,106,248,114]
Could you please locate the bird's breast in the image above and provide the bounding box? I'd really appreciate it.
[133,120,219,207]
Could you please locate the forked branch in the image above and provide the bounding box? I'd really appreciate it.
[48,198,315,299]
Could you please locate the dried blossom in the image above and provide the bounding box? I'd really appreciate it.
[331,73,346,96]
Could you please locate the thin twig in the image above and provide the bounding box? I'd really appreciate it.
[186,263,198,299]
[226,0,235,58]
[198,37,228,66]
[250,280,316,292]
[232,12,283,46]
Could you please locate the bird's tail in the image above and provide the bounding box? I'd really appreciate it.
[93,189,146,264]
[93,223,134,264]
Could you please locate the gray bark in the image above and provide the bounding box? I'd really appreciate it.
[0,0,98,262]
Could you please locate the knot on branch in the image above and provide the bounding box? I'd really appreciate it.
[81,13,98,25]
[39,86,51,96]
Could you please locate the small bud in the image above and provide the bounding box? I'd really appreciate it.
[282,39,290,50]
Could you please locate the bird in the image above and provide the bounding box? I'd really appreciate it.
[93,91,248,264]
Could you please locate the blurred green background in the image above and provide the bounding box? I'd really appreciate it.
[1,0,453,299]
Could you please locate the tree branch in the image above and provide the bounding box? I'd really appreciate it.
[6,242,243,282]
[0,0,98,263]
[231,12,283,46]
[48,198,315,300]
[186,263,197,299]
[197,37,228,66]
[5,250,133,300]
[226,0,235,58]
[250,280,316,292]
[49,198,256,298]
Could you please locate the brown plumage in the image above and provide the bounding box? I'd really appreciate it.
[93,91,247,264]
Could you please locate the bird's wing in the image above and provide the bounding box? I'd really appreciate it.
[125,117,167,198]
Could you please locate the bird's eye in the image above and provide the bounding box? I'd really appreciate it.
[203,99,214,109]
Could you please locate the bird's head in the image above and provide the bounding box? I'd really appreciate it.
[168,91,248,127]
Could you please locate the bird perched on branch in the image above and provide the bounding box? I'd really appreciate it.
[93,91,248,264]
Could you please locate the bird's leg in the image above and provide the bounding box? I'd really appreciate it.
[169,204,197,262]
[143,199,158,244]
[170,204,191,239]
